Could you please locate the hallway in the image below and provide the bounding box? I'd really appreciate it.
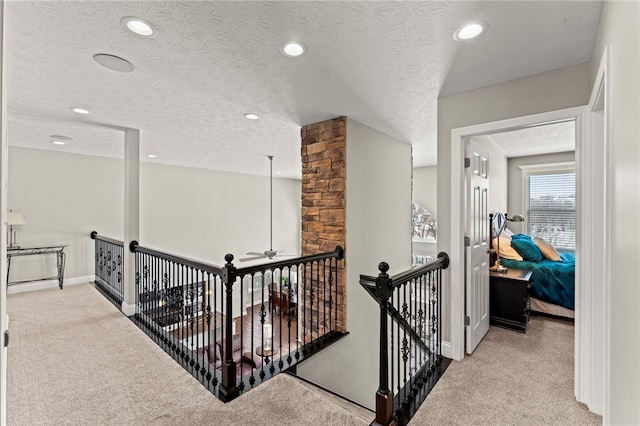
[7,283,600,425]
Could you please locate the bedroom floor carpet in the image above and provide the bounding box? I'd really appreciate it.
[7,284,601,425]
[413,314,602,425]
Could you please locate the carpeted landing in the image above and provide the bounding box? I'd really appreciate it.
[7,284,369,425]
[7,283,602,425]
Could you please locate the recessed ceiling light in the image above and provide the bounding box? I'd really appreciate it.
[147,154,157,158]
[51,140,66,145]
[93,54,135,73]
[453,23,486,41]
[50,135,73,141]
[121,16,156,37]
[70,107,89,114]
[244,113,260,120]
[280,41,306,57]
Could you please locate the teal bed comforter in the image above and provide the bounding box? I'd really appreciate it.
[500,252,575,310]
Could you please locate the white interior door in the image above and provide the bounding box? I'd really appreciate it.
[465,140,490,354]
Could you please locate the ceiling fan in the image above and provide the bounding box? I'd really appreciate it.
[239,155,296,262]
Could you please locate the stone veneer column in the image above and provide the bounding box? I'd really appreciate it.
[301,116,346,336]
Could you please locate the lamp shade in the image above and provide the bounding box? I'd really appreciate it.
[6,211,26,226]
[263,323,272,336]
[262,323,273,350]
[507,214,525,222]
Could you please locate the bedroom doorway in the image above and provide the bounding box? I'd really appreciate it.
[449,97,609,414]
[450,107,585,362]
[470,120,576,320]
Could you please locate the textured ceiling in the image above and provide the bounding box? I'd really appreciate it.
[476,120,576,158]
[5,1,601,178]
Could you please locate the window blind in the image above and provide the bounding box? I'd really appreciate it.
[527,172,576,250]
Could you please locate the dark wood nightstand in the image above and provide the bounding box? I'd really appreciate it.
[489,268,533,333]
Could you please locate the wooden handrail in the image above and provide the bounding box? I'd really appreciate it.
[90,231,124,247]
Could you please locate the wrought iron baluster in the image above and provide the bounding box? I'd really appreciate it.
[288,264,304,356]
[307,262,312,347]
[285,266,291,368]
[411,278,417,381]
[401,282,409,405]
[437,268,442,363]
[420,275,426,365]
[122,242,344,403]
[396,289,401,396]
[390,300,394,401]
[212,272,219,388]
[238,273,244,390]
[276,267,282,372]
[315,260,320,339]
[322,259,326,333]
[149,254,156,343]
[327,259,332,332]
[117,245,123,299]
[134,251,139,314]
[302,261,307,351]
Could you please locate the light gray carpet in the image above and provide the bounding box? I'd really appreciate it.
[7,284,368,425]
[7,284,602,425]
[413,316,602,425]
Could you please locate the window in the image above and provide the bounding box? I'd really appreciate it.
[527,170,576,250]
[245,270,272,295]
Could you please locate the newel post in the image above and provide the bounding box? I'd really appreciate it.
[374,261,395,426]
[219,253,239,402]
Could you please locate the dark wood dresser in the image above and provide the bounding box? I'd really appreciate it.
[489,268,533,333]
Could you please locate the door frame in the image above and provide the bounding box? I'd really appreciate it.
[1,3,8,424]
[581,46,610,418]
[448,102,608,411]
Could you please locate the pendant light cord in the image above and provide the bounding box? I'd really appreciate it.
[268,155,273,252]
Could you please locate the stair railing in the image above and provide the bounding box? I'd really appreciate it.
[90,231,125,306]
[360,252,450,426]
[127,240,345,402]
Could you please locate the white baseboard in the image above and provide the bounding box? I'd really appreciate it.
[7,275,93,295]
[121,302,136,317]
[441,340,453,360]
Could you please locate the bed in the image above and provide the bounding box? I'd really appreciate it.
[490,213,575,319]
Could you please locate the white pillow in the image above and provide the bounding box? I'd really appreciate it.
[493,233,523,261]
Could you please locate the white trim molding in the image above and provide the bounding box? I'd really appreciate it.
[440,340,453,360]
[121,302,136,317]
[6,275,94,295]
[450,105,587,363]
[576,44,611,419]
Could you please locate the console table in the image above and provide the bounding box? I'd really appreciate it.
[7,245,67,289]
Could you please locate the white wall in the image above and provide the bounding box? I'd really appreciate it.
[7,147,123,284]
[297,118,412,409]
[437,63,590,342]
[506,151,575,234]
[140,161,300,266]
[590,1,640,423]
[413,165,437,218]
[7,147,301,287]
[471,135,508,214]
